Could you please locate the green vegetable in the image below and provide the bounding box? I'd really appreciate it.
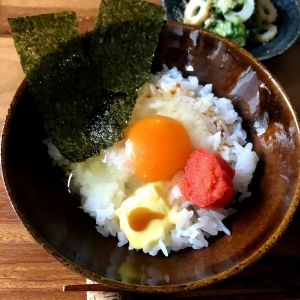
[213,0,246,15]
[203,10,218,30]
[213,19,234,36]
[212,18,248,47]
[200,0,272,47]
[231,22,248,47]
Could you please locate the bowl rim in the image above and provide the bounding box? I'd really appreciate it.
[1,20,300,293]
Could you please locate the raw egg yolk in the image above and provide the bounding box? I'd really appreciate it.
[125,115,191,181]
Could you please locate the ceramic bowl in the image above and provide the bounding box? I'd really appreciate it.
[161,0,300,60]
[1,21,300,292]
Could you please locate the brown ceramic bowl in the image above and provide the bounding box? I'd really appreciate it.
[1,21,300,293]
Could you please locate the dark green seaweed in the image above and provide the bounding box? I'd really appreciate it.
[86,89,138,152]
[89,0,165,93]
[8,12,81,75]
[8,12,104,162]
[8,1,165,162]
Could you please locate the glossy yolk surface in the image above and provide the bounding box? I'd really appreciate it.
[125,115,191,181]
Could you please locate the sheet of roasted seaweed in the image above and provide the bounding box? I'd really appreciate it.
[8,12,104,162]
[89,0,165,93]
[8,1,165,163]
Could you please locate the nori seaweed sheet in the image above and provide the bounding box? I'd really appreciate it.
[86,89,138,151]
[89,0,165,93]
[8,12,104,162]
[8,2,165,162]
[8,12,80,75]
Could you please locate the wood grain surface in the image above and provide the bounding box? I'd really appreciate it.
[1,1,300,299]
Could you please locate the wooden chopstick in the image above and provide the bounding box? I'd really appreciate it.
[63,284,116,292]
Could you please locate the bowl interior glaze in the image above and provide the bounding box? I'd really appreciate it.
[1,21,300,292]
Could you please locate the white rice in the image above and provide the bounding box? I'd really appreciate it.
[46,66,259,256]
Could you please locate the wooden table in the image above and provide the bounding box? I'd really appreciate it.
[1,1,300,299]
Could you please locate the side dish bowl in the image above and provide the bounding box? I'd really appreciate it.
[1,21,300,292]
[161,0,300,60]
